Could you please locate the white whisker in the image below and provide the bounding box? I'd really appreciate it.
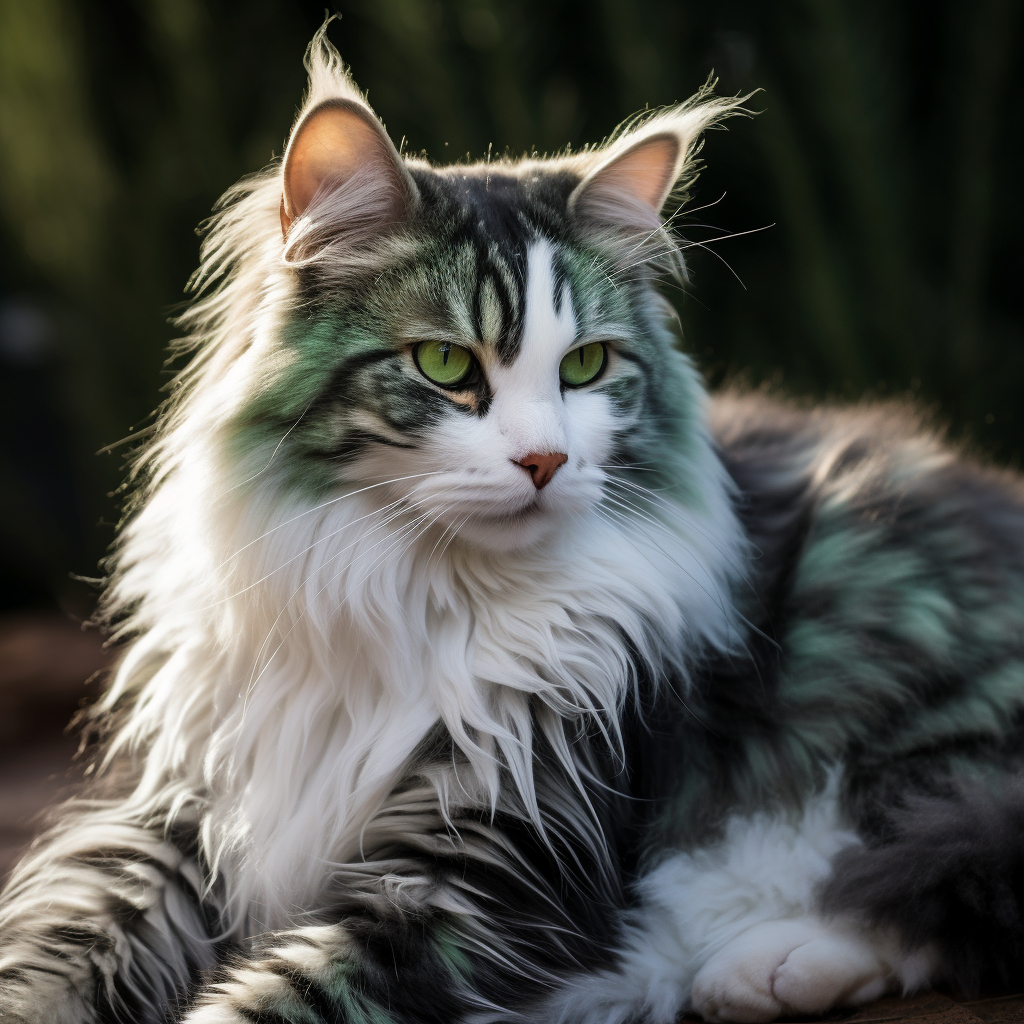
[197,495,412,611]
[603,476,751,581]
[598,496,733,623]
[227,402,314,492]
[243,505,435,703]
[218,470,446,567]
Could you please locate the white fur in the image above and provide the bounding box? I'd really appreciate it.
[691,918,936,1023]
[97,233,745,932]
[543,774,934,1024]
[1,36,868,1024]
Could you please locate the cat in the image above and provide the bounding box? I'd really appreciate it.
[3,24,1024,1024]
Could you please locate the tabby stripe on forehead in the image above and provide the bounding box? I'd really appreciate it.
[551,248,569,317]
[490,248,527,366]
[472,258,525,366]
[476,276,505,349]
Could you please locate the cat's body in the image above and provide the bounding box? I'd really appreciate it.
[3,30,1024,1024]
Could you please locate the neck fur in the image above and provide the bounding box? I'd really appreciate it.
[101,434,744,929]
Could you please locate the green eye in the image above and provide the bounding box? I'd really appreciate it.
[559,342,607,388]
[414,340,473,387]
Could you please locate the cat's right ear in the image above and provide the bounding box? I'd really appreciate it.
[280,98,417,241]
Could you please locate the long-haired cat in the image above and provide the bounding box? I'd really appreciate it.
[2,26,1023,1024]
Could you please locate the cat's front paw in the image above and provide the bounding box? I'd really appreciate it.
[181,1003,248,1024]
[690,918,892,1023]
[182,927,348,1024]
[181,966,303,1024]
[771,928,889,1012]
[691,919,810,1022]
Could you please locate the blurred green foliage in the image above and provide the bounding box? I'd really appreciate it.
[0,0,1020,610]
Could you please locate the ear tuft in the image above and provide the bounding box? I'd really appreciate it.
[570,92,747,236]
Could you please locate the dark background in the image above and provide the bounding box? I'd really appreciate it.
[0,0,1020,721]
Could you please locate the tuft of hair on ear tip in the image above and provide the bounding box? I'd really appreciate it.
[624,82,754,195]
[666,85,756,189]
[277,16,419,247]
[569,81,756,280]
[300,15,366,119]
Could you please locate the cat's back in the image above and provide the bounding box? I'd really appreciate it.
[700,391,1024,830]
[710,390,1024,596]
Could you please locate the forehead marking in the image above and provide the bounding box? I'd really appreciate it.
[482,248,526,365]
[519,239,577,367]
[423,168,571,364]
[477,275,505,347]
[551,248,568,317]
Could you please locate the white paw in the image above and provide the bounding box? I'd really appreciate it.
[691,918,893,1023]
[691,919,816,1022]
[772,929,889,1012]
[180,1002,250,1024]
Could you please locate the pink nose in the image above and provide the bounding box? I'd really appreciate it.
[514,451,568,490]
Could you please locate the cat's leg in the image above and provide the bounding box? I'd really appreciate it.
[0,804,221,1024]
[685,772,1024,1019]
[180,840,617,1024]
[180,783,621,1024]
[690,916,934,1023]
[822,773,1024,995]
[543,776,936,1024]
[694,773,1024,1019]
[664,776,938,1024]
[181,917,474,1024]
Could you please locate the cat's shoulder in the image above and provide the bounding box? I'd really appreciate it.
[710,389,942,473]
[708,389,1024,598]
[709,388,1024,509]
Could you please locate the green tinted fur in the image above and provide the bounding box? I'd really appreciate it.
[654,411,1024,853]
[228,233,706,509]
[432,925,475,985]
[228,314,385,497]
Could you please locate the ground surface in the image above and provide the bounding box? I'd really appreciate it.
[1,612,1022,1023]
[0,610,102,873]
[808,992,1024,1024]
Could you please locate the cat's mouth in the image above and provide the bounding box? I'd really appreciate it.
[472,500,541,525]
[441,498,554,551]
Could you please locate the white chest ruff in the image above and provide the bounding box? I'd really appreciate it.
[106,465,743,931]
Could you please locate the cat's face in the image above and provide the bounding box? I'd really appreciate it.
[224,84,730,553]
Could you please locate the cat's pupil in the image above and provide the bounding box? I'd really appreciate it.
[441,343,451,366]
[579,347,585,366]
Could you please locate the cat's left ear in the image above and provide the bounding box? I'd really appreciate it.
[570,99,742,234]
[280,98,417,238]
[570,132,683,233]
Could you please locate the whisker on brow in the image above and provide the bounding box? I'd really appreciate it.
[611,222,773,283]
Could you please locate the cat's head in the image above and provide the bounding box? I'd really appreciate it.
[182,30,743,556]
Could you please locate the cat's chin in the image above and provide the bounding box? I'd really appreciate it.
[450,502,558,552]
